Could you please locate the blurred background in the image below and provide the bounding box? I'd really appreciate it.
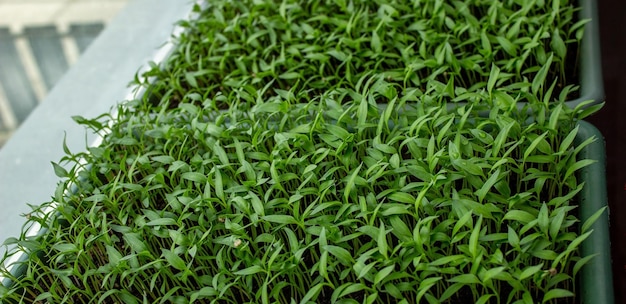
[0,0,129,147]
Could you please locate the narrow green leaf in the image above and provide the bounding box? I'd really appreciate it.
[582,207,607,233]
[51,162,68,178]
[476,294,494,304]
[523,132,549,161]
[487,64,500,95]
[448,273,482,284]
[519,263,544,281]
[566,230,594,252]
[234,265,264,276]
[262,215,298,225]
[564,159,596,181]
[124,233,148,253]
[558,125,579,153]
[538,203,549,236]
[469,215,482,258]
[542,289,574,303]
[325,245,354,265]
[504,210,536,224]
[215,168,224,200]
[550,29,566,59]
[388,192,416,204]
[389,216,412,242]
[573,254,598,277]
[300,283,327,304]
[371,31,382,53]
[532,53,553,95]
[162,249,186,271]
[508,226,520,248]
[213,142,229,165]
[146,218,177,226]
[374,265,395,286]
[344,163,363,202]
[475,168,500,203]
[181,172,207,183]
[378,221,388,259]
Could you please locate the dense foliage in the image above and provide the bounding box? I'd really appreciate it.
[143,0,588,108]
[0,0,604,303]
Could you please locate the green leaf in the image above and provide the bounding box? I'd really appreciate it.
[214,168,224,201]
[549,104,562,130]
[185,73,198,88]
[582,207,607,233]
[327,50,348,61]
[532,53,553,95]
[550,29,566,59]
[374,265,395,286]
[476,294,494,304]
[300,283,327,304]
[481,266,505,283]
[430,255,466,266]
[469,215,482,258]
[566,230,593,252]
[417,277,442,301]
[439,283,465,302]
[378,221,388,259]
[152,155,175,164]
[492,121,514,157]
[452,211,473,237]
[124,233,148,253]
[388,192,416,204]
[262,215,298,225]
[162,249,186,271]
[146,218,177,226]
[448,273,482,284]
[381,204,410,216]
[487,64,500,95]
[213,142,229,165]
[558,125,579,153]
[538,203,549,236]
[344,163,363,202]
[508,226,520,248]
[371,31,382,53]
[181,172,207,183]
[578,102,605,119]
[234,265,265,276]
[190,287,218,302]
[336,283,368,300]
[475,168,500,203]
[325,245,354,265]
[519,263,544,281]
[279,72,301,80]
[248,191,265,217]
[523,131,549,161]
[389,216,412,242]
[504,210,536,224]
[53,243,77,253]
[51,162,69,178]
[542,289,574,303]
[549,207,566,240]
[496,36,517,56]
[573,254,598,277]
[564,159,596,181]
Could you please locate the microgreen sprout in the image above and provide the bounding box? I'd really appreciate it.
[0,0,604,304]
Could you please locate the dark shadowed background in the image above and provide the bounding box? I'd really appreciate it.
[590,0,625,302]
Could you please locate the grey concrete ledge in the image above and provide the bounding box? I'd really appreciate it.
[0,0,195,251]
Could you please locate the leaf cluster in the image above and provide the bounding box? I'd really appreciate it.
[0,1,604,304]
[137,0,588,109]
